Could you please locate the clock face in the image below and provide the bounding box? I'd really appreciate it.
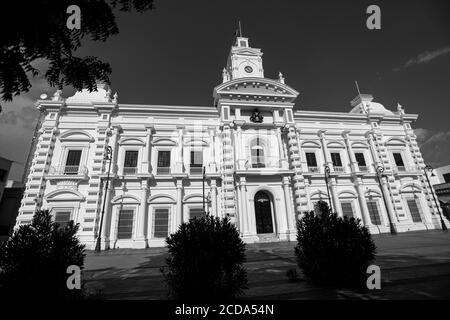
[244,66,253,73]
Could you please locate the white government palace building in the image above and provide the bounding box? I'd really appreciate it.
[15,36,449,249]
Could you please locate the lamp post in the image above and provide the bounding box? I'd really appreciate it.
[202,165,206,215]
[95,146,113,252]
[324,165,333,212]
[376,165,397,235]
[424,164,447,231]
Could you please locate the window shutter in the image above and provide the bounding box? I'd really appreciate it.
[65,150,82,166]
[331,153,342,167]
[367,200,382,225]
[341,202,354,218]
[117,209,134,239]
[158,151,171,167]
[393,153,405,166]
[306,153,317,167]
[355,153,366,166]
[124,150,139,167]
[191,151,203,166]
[189,208,205,220]
[54,211,71,226]
[407,199,422,223]
[153,208,169,238]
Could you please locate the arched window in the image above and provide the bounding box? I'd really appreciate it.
[251,137,265,168]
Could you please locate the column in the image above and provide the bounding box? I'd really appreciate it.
[330,178,342,216]
[366,130,381,170]
[282,176,295,234]
[209,128,217,172]
[176,179,184,224]
[276,127,285,158]
[355,178,372,226]
[235,124,243,169]
[318,130,332,170]
[276,127,288,169]
[138,184,148,239]
[101,183,114,242]
[239,177,250,235]
[380,175,398,225]
[210,179,218,216]
[176,126,184,173]
[142,126,152,173]
[107,127,119,174]
[318,130,341,215]
[342,131,358,173]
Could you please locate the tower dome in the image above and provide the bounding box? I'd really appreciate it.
[349,94,394,115]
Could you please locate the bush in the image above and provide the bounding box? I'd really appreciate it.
[295,201,376,288]
[0,210,86,299]
[162,215,247,300]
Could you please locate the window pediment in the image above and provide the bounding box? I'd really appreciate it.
[152,138,177,146]
[59,130,94,142]
[183,193,208,203]
[118,137,145,146]
[111,194,140,204]
[184,138,208,147]
[327,141,345,149]
[45,189,85,202]
[148,194,176,204]
[301,141,321,148]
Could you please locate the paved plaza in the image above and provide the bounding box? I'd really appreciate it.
[83,230,450,299]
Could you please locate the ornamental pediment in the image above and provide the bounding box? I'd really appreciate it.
[214,78,299,103]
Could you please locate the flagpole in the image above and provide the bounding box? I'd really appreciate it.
[355,80,361,96]
[238,21,242,37]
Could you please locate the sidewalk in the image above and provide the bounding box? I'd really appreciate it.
[83,230,450,299]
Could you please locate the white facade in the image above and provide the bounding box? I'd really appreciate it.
[16,37,450,249]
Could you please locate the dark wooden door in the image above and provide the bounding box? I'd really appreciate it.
[254,191,274,234]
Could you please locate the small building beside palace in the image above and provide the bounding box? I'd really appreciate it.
[15,36,450,249]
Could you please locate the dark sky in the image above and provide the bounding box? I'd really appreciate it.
[1,0,450,180]
[75,0,450,130]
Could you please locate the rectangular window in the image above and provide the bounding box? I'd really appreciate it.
[65,150,82,174]
[124,150,138,168]
[341,201,354,218]
[117,209,134,239]
[222,106,230,120]
[286,110,294,123]
[0,169,7,181]
[305,152,317,168]
[54,211,71,227]
[367,200,382,225]
[331,152,342,167]
[355,152,366,167]
[157,150,171,175]
[153,208,169,238]
[190,150,203,175]
[189,207,205,220]
[393,152,405,167]
[123,150,139,174]
[443,173,450,183]
[406,199,422,223]
[251,145,265,168]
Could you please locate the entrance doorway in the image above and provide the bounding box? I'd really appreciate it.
[254,191,274,234]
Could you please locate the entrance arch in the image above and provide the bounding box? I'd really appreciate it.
[254,191,274,234]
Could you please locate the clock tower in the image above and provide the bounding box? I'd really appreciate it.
[223,36,264,82]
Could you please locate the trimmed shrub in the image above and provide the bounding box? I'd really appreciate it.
[0,210,86,299]
[162,215,247,300]
[295,201,376,288]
